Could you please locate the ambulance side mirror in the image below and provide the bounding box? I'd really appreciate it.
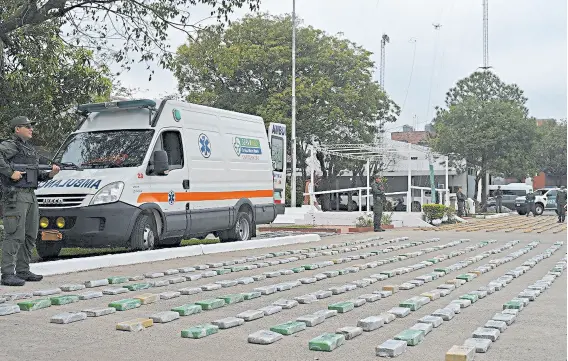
[153,150,169,175]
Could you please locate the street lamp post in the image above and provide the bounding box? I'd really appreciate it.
[290,0,297,208]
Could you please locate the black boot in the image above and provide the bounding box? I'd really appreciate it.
[1,274,26,286]
[16,271,43,282]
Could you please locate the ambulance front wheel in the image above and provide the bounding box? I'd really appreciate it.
[130,212,157,251]
[220,211,252,243]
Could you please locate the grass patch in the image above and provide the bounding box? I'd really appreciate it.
[181,238,219,246]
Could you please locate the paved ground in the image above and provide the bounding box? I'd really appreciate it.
[0,228,566,361]
[425,213,567,234]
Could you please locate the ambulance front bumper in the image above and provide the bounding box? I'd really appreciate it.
[37,201,141,248]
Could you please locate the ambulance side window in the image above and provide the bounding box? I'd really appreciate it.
[152,130,184,171]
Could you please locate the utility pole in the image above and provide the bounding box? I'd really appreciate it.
[291,0,297,208]
[378,34,389,145]
[480,0,491,70]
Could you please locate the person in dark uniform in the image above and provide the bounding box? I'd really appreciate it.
[525,190,536,217]
[494,186,503,213]
[557,186,567,223]
[370,175,387,232]
[0,116,60,286]
[456,187,467,217]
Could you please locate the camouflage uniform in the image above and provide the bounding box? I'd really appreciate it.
[456,190,467,216]
[0,117,53,286]
[557,187,567,223]
[494,188,503,213]
[370,179,387,232]
[525,192,536,217]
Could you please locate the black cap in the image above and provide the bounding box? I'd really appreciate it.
[11,116,36,128]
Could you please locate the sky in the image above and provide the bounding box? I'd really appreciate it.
[113,0,567,133]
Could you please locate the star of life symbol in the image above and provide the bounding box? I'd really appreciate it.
[199,133,211,158]
[168,190,175,205]
[233,138,241,156]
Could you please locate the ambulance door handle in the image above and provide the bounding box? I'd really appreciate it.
[182,179,190,189]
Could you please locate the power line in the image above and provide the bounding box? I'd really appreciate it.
[399,38,417,117]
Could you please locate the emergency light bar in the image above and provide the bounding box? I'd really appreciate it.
[77,99,157,114]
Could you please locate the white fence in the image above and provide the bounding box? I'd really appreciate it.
[303,185,449,213]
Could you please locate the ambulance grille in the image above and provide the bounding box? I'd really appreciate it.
[37,194,88,208]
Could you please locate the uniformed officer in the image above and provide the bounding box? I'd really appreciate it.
[525,190,536,217]
[370,175,387,232]
[456,187,467,217]
[0,116,60,286]
[557,186,567,223]
[494,186,503,213]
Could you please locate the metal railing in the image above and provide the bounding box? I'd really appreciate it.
[302,185,449,212]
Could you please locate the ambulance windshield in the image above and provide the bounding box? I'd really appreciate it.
[54,129,155,169]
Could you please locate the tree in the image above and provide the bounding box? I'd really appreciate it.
[0,22,112,153]
[431,71,537,210]
[174,14,399,209]
[533,120,567,185]
[0,0,260,73]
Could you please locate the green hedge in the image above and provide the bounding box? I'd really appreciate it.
[422,204,447,223]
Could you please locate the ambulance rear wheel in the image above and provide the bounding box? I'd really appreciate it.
[36,241,62,260]
[220,211,252,243]
[130,212,156,251]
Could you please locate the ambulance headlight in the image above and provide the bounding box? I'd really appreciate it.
[90,182,124,205]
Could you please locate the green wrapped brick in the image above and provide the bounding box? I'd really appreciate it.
[17,299,51,311]
[399,299,421,311]
[271,251,287,257]
[108,298,142,311]
[270,321,306,335]
[459,294,479,303]
[292,267,306,273]
[456,274,475,282]
[231,266,246,272]
[123,283,151,291]
[394,329,425,346]
[172,304,202,316]
[328,302,355,313]
[195,299,225,310]
[107,276,129,284]
[303,264,318,270]
[338,269,349,275]
[434,268,450,275]
[50,295,80,305]
[220,294,244,305]
[381,271,394,278]
[309,333,346,352]
[215,269,232,275]
[503,300,524,310]
[181,324,219,338]
[242,292,261,300]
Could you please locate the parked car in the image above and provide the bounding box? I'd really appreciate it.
[515,188,559,215]
[488,183,531,210]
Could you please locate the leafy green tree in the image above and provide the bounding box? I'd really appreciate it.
[174,14,399,209]
[431,71,537,209]
[0,0,260,72]
[0,22,112,153]
[533,119,567,185]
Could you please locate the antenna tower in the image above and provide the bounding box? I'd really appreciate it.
[481,0,491,70]
[380,34,390,90]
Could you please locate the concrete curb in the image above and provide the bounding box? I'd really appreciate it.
[473,213,512,219]
[30,234,321,276]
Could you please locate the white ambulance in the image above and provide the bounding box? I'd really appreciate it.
[34,99,286,259]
